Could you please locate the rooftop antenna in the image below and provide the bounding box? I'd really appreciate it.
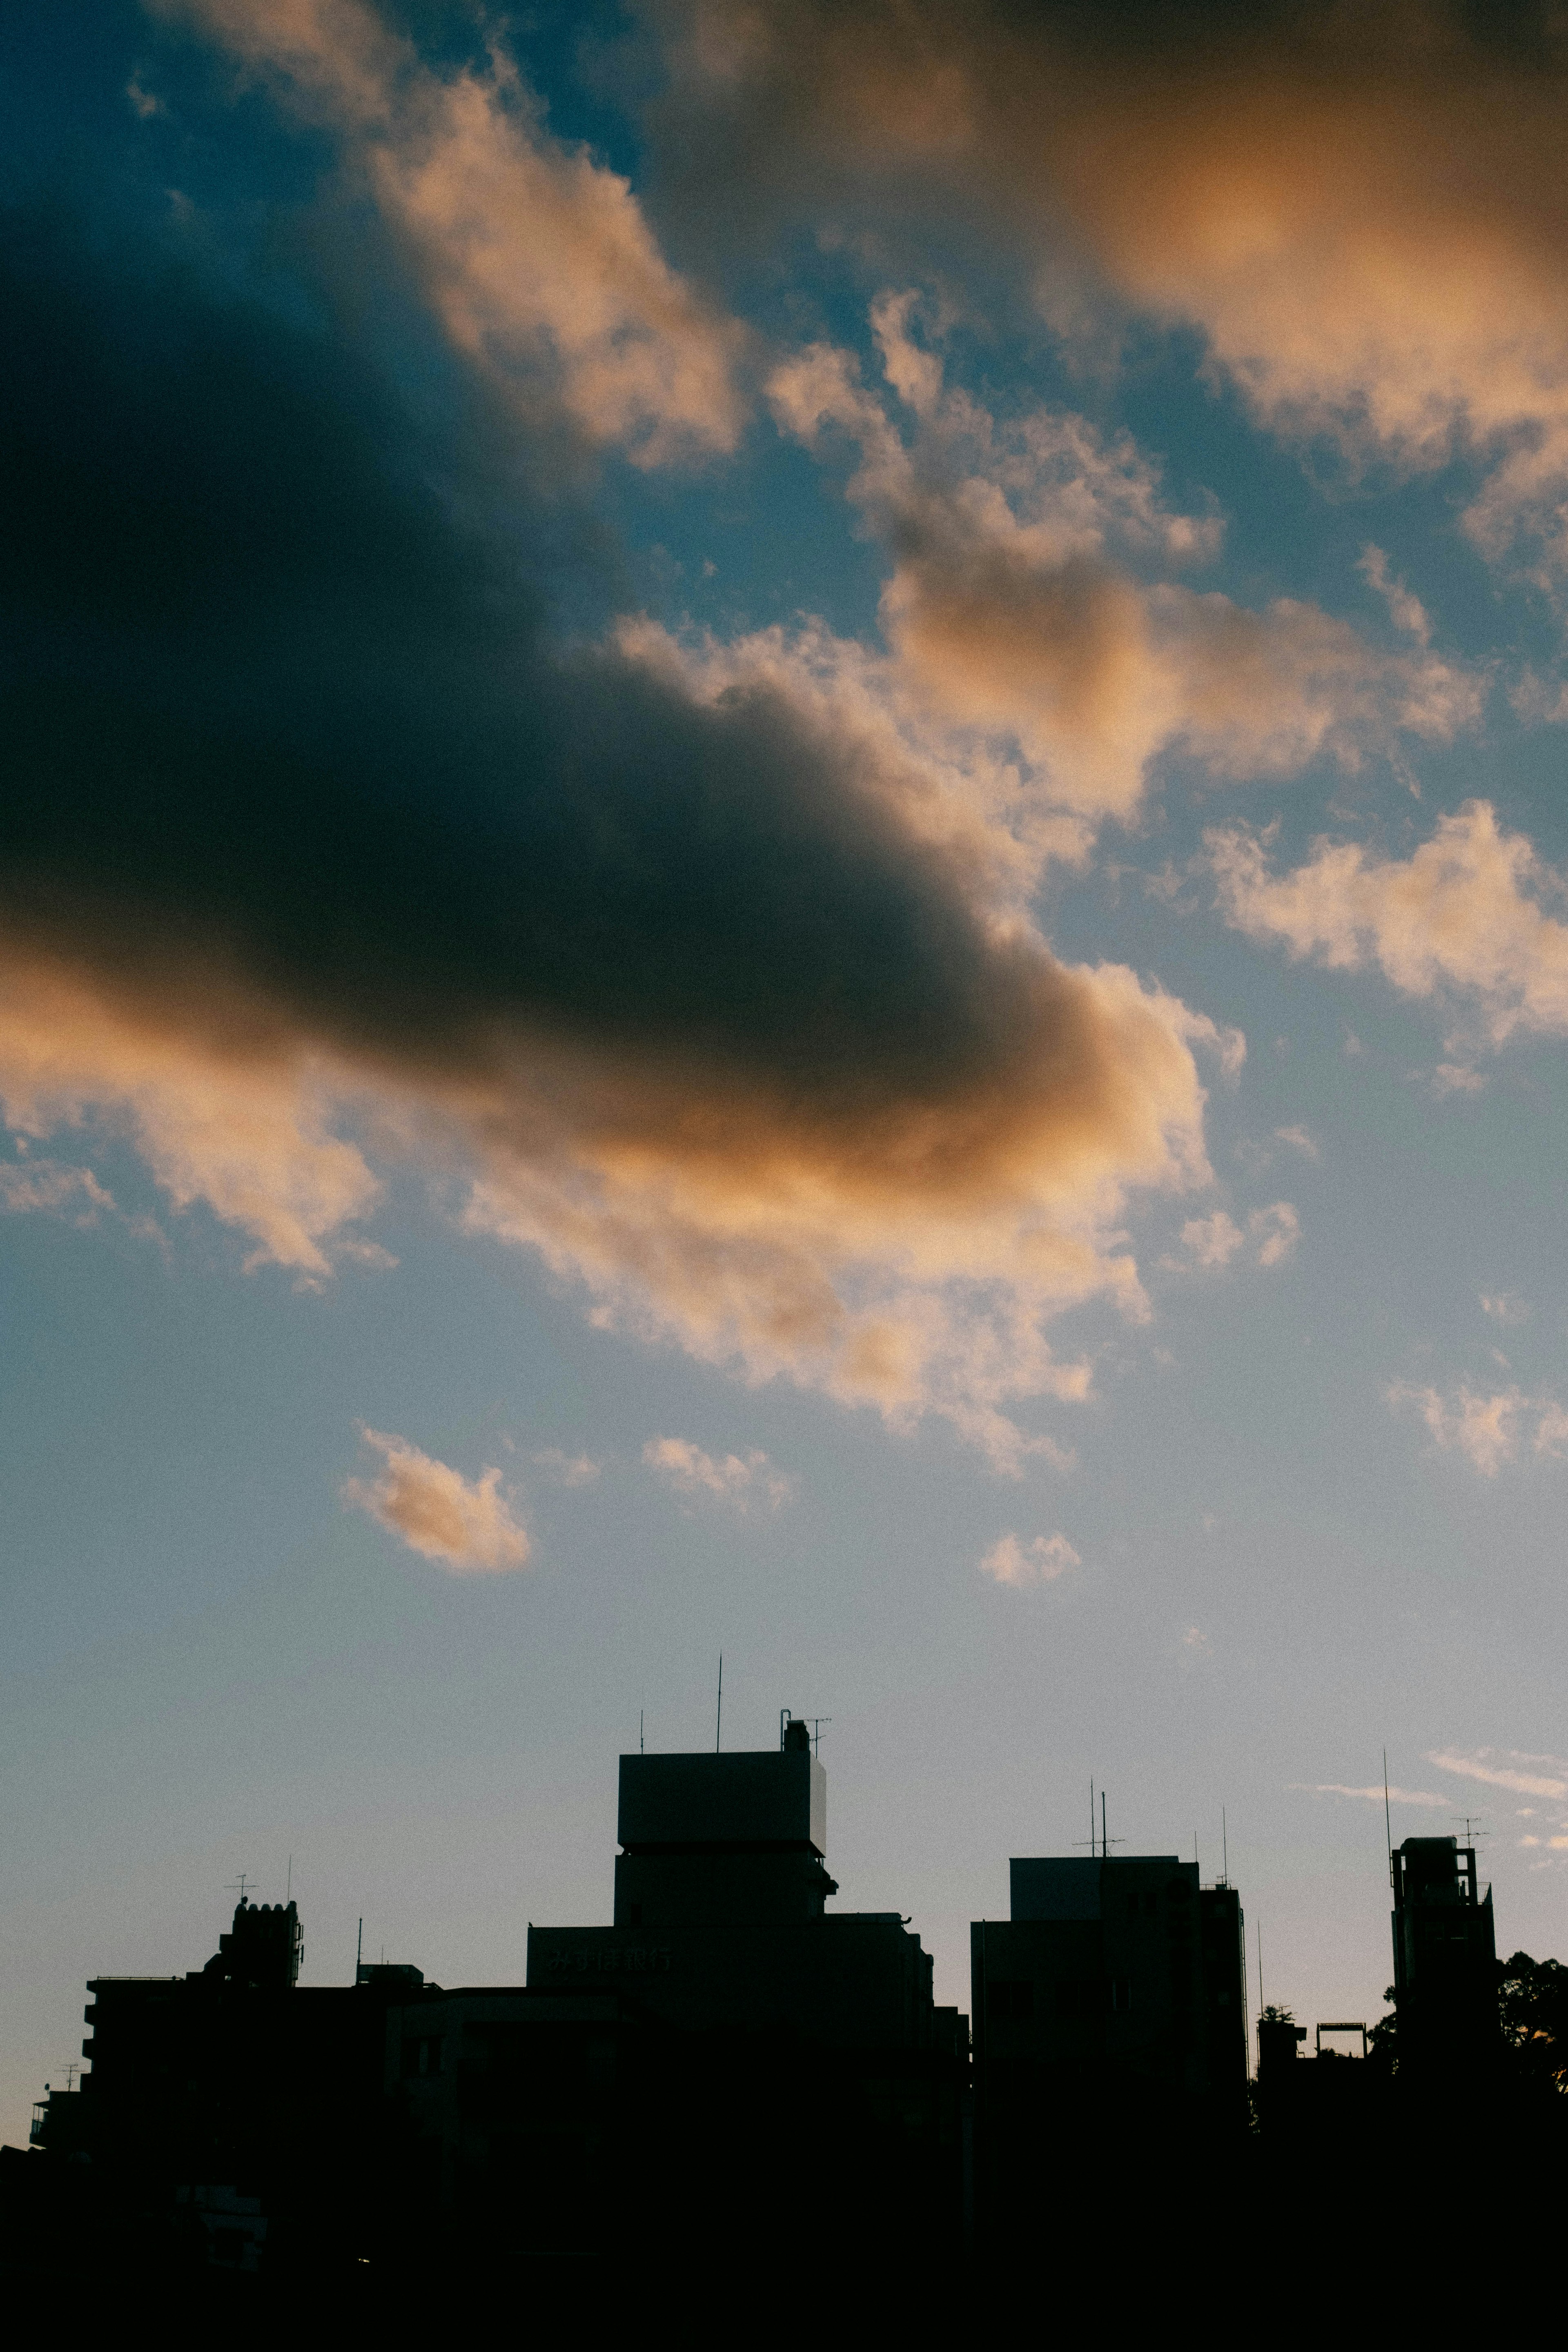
[1257,1921,1264,2017]
[64,2062,79,2093]
[226,1873,254,1906]
[1383,1747,1393,1880]
[1453,1814,1489,1847]
[356,1918,363,1980]
[640,1709,645,1756]
[286,1853,292,1904]
[808,1717,832,1758]
[715,1653,723,1753]
[1074,1779,1098,1858]
[1222,1807,1229,1886]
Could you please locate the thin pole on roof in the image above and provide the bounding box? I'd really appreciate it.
[715,1653,723,1752]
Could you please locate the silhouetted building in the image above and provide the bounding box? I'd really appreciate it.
[1391,1835,1498,2077]
[18,1724,969,2281]
[528,1729,958,2053]
[971,1855,1245,2245]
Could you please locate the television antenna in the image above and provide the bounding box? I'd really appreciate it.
[807,1717,831,1757]
[225,1873,254,1905]
[1072,1784,1124,1859]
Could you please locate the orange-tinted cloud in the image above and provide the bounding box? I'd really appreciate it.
[653,1,1568,588]
[343,1426,531,1570]
[767,305,1475,825]
[0,194,1234,1471]
[162,0,745,463]
[1209,802,1568,1046]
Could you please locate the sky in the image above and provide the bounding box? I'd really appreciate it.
[5,0,1568,2138]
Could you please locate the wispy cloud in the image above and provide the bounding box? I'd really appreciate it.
[343,1428,530,1571]
[980,1531,1080,1587]
[1480,1292,1530,1326]
[0,1156,118,1224]
[1291,1782,1449,1808]
[641,1437,794,1513]
[1428,1748,1568,1802]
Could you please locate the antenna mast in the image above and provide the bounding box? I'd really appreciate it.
[1383,1746,1393,1881]
[715,1653,723,1752]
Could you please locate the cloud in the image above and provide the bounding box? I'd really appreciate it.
[1180,1625,1212,1656]
[0,1154,118,1226]
[1428,1748,1568,1802]
[1292,1783,1450,1808]
[642,1436,794,1511]
[1210,803,1568,1048]
[648,1,1568,597]
[766,306,1474,828]
[343,1428,530,1571]
[0,209,1246,1467]
[1387,1380,1568,1474]
[532,1447,601,1487]
[1387,1382,1518,1475]
[1168,1201,1298,1270]
[979,1530,1080,1586]
[1480,1291,1530,1325]
[1273,1124,1318,1159]
[161,0,744,465]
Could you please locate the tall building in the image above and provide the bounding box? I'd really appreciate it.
[971,1852,1246,2243]
[1391,1835,1498,2077]
[528,1721,960,2056]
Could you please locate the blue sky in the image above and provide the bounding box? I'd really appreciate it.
[5,0,1568,2136]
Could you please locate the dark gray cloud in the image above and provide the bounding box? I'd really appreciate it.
[0,206,1069,1108]
[0,198,1218,1454]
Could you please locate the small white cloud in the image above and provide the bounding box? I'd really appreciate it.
[126,73,164,120]
[1359,545,1432,646]
[343,1428,530,1572]
[1168,1201,1298,1271]
[1432,1062,1487,1096]
[532,1447,601,1487]
[1173,1210,1245,1268]
[980,1531,1081,1587]
[1290,1782,1450,1807]
[1273,1123,1320,1158]
[1344,1031,1365,1056]
[642,1437,793,1513]
[1252,1201,1300,1267]
[1181,1626,1212,1655]
[1480,1291,1530,1325]
[1533,1403,1568,1457]
[1427,1747,1568,1801]
[1388,1382,1568,1474]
